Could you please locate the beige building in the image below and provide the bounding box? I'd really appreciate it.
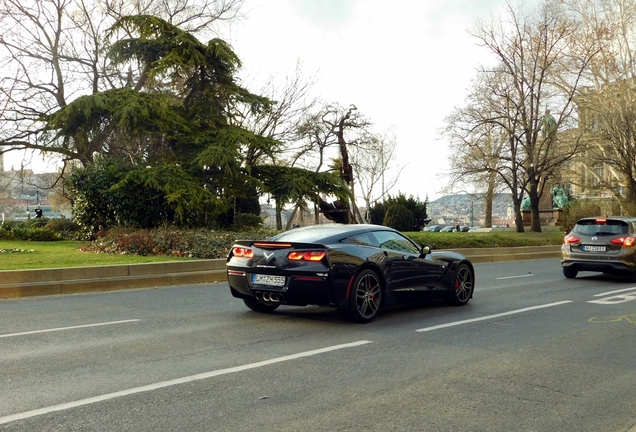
[567,84,630,203]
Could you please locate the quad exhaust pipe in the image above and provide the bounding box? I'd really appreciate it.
[254,291,284,303]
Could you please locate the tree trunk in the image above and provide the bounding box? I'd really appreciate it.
[275,200,283,230]
[484,172,496,228]
[510,195,524,233]
[285,206,299,230]
[528,182,542,233]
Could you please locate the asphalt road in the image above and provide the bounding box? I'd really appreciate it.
[1,258,636,432]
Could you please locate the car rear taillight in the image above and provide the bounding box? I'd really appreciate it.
[253,242,292,248]
[563,234,580,245]
[232,247,254,258]
[287,251,326,261]
[610,236,636,247]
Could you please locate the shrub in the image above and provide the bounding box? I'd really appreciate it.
[0,221,63,241]
[232,213,263,230]
[561,200,603,232]
[82,227,278,259]
[383,204,415,232]
[368,193,428,230]
[0,222,15,240]
[46,218,80,232]
[12,226,62,241]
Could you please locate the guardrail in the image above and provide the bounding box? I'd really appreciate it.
[0,245,562,299]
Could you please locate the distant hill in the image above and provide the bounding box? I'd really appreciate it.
[428,193,514,225]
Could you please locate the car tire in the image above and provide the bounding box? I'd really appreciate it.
[447,263,474,306]
[243,296,280,313]
[347,269,382,323]
[563,267,578,279]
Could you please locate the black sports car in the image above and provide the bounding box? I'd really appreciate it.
[226,224,475,323]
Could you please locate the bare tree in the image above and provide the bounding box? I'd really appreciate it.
[291,103,370,225]
[564,0,636,212]
[349,127,405,221]
[463,0,599,231]
[233,61,319,167]
[444,88,508,228]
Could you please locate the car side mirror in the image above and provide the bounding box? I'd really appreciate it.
[421,244,432,255]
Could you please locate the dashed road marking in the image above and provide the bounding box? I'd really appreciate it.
[415,301,573,332]
[0,340,372,425]
[0,319,142,338]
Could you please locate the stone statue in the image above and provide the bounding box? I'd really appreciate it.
[520,196,531,211]
[542,109,557,139]
[551,185,568,209]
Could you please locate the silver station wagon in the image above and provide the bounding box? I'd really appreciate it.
[561,216,636,280]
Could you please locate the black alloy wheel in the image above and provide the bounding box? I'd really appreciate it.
[448,264,474,306]
[347,269,382,323]
[243,296,280,313]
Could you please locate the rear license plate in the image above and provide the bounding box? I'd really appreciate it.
[582,245,607,252]
[252,274,286,287]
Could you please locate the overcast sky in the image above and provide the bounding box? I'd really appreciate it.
[4,0,522,202]
[224,0,517,201]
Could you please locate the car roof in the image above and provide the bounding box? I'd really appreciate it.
[269,223,399,243]
[577,216,636,223]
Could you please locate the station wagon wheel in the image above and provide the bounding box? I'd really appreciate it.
[347,269,382,323]
[448,264,474,306]
[243,296,279,313]
[562,267,578,279]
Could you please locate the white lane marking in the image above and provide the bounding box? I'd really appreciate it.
[415,301,572,332]
[588,293,636,304]
[496,274,535,280]
[0,319,141,338]
[0,340,372,425]
[593,287,636,297]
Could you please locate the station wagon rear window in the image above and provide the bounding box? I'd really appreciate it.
[573,219,629,236]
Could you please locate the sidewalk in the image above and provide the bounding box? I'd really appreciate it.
[0,245,562,299]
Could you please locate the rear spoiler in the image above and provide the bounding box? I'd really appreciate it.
[233,240,327,249]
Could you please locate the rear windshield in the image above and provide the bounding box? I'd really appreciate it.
[573,219,630,236]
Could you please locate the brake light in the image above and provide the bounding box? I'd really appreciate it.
[253,242,292,248]
[563,234,580,245]
[287,251,327,261]
[610,236,636,247]
[595,218,607,224]
[232,247,254,258]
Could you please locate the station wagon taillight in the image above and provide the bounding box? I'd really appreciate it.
[232,247,254,258]
[563,234,580,245]
[610,236,636,247]
[287,251,326,261]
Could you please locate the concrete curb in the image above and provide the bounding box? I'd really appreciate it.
[447,245,562,263]
[0,260,227,299]
[0,246,562,299]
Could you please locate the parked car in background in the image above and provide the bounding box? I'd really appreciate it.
[424,225,441,232]
[561,216,636,280]
[440,226,455,232]
[227,224,475,323]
